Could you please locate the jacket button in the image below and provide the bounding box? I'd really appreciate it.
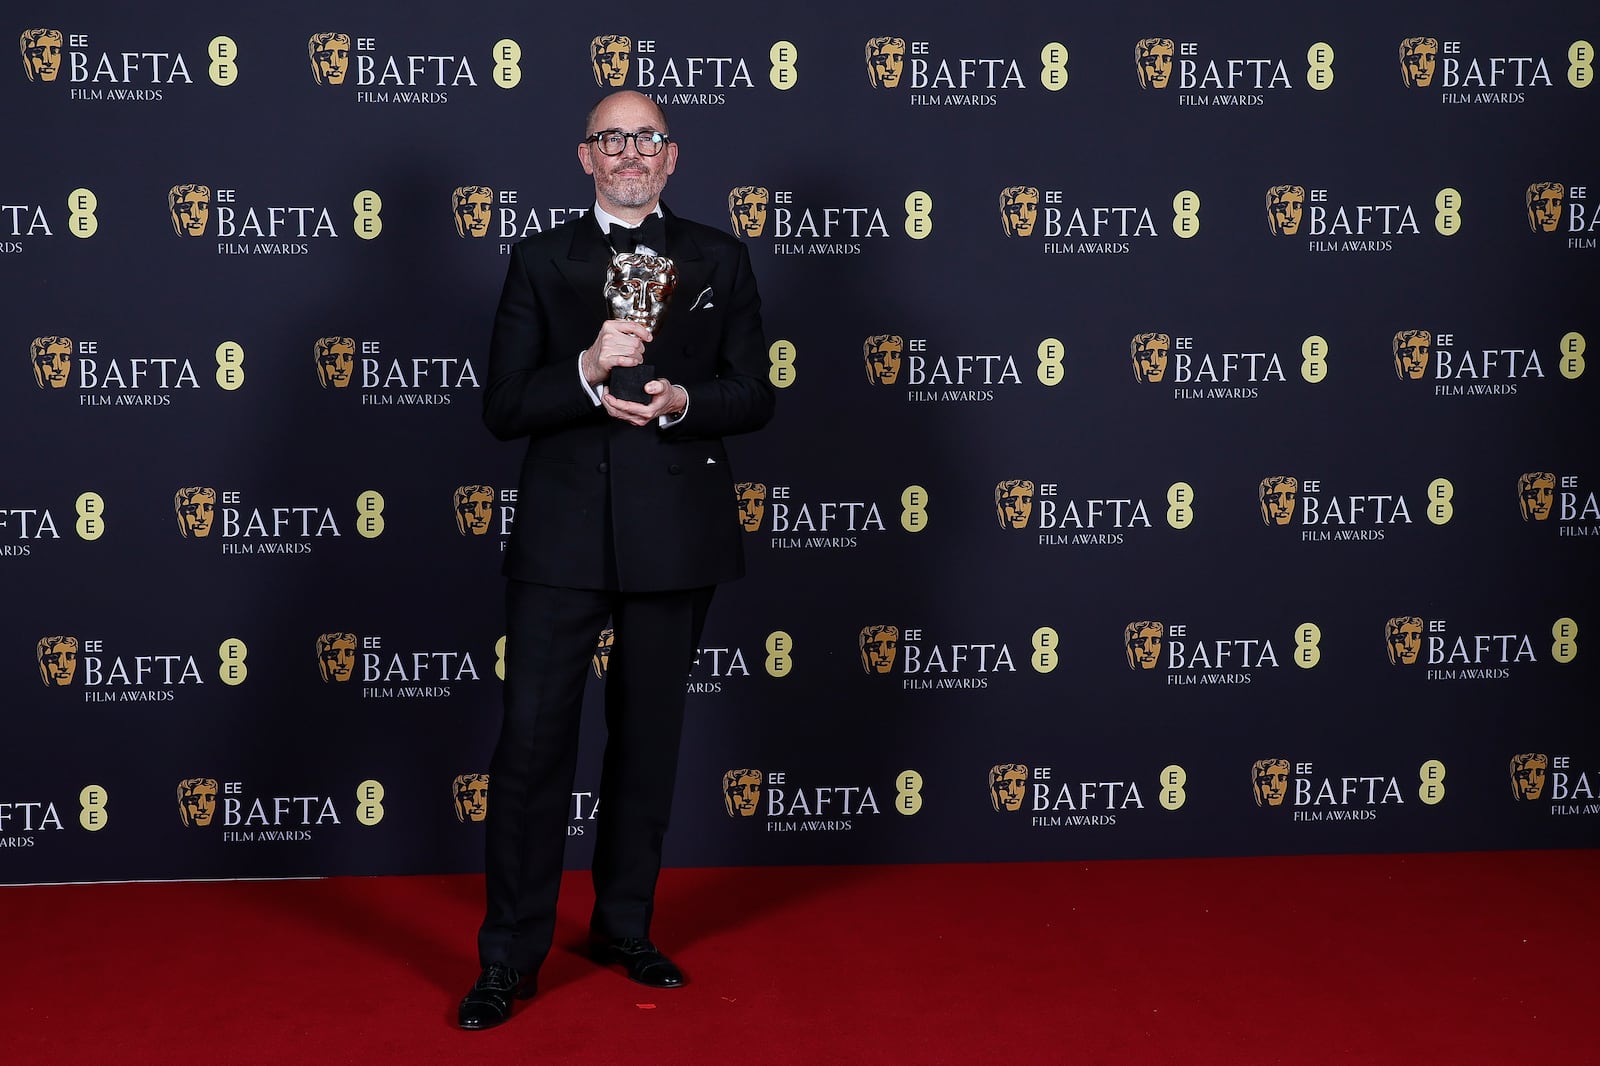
[668,464,682,475]
[597,462,609,474]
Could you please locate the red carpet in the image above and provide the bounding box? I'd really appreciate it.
[3,851,1594,1064]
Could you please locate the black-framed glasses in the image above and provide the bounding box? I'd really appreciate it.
[584,129,670,156]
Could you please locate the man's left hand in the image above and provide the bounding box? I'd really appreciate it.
[603,378,685,426]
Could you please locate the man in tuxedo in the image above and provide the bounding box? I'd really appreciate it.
[459,90,775,1030]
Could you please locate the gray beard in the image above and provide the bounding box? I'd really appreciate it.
[599,170,659,210]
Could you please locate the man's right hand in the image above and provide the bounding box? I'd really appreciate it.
[582,320,655,386]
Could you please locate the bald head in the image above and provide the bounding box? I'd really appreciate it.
[585,90,669,137]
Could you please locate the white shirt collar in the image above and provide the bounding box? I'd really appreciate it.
[591,202,663,233]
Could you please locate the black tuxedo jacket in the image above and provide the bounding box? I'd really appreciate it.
[484,205,774,592]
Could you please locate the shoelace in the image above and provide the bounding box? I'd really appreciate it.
[477,962,520,989]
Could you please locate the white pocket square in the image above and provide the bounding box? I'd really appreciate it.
[691,287,714,310]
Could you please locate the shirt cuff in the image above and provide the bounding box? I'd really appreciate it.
[578,353,603,405]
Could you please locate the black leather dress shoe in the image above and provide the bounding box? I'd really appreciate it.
[589,937,686,988]
[457,962,535,1030]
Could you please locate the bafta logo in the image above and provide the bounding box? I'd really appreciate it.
[1251,758,1290,807]
[19,28,63,83]
[174,486,218,539]
[1509,753,1548,800]
[1131,332,1171,383]
[1517,472,1556,522]
[722,768,762,817]
[169,184,212,237]
[865,36,905,88]
[735,482,767,532]
[453,484,494,536]
[999,185,1039,237]
[1134,37,1174,89]
[1526,182,1564,233]
[1259,476,1298,526]
[177,777,219,827]
[1124,620,1163,670]
[30,336,72,389]
[314,337,355,389]
[859,625,899,674]
[453,185,494,238]
[1392,330,1431,380]
[863,335,903,384]
[308,32,351,86]
[995,479,1034,529]
[37,635,78,686]
[988,763,1028,812]
[727,186,769,237]
[592,628,614,678]
[1398,36,1439,87]
[316,631,358,682]
[452,773,489,823]
[1266,185,1304,236]
[1385,616,1424,666]
[591,34,632,87]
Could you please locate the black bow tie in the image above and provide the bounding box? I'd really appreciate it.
[608,214,666,253]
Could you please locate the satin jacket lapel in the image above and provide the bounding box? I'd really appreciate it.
[656,207,709,349]
[554,212,612,321]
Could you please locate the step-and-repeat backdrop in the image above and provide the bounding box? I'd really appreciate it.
[4,3,1596,883]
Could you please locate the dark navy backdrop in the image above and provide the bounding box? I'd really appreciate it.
[2,2,1595,883]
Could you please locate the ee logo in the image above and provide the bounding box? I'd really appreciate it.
[905,191,932,239]
[1159,765,1186,810]
[896,770,923,815]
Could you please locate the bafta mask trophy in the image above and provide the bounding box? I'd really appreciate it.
[604,251,677,402]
